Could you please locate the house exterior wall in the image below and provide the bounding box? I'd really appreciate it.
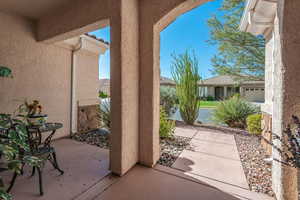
[207,86,215,97]
[76,51,100,105]
[261,26,275,159]
[76,50,101,133]
[0,12,106,140]
[0,12,72,139]
[279,0,300,199]
[262,35,274,115]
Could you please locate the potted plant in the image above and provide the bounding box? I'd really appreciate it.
[17,100,47,126]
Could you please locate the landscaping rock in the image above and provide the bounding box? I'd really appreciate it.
[235,133,274,197]
[158,136,192,167]
[72,129,110,149]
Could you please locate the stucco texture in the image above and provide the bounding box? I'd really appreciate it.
[109,0,140,175]
[76,51,99,105]
[0,12,71,139]
[279,0,300,199]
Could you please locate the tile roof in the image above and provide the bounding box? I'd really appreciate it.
[199,75,264,86]
[160,76,175,85]
[85,33,110,45]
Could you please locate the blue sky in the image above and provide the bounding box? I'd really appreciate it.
[90,0,222,80]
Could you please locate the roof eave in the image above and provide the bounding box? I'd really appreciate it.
[239,0,277,37]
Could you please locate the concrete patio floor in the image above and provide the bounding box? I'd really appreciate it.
[2,139,110,200]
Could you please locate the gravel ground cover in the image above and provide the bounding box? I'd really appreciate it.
[234,133,274,197]
[158,136,192,167]
[72,129,110,149]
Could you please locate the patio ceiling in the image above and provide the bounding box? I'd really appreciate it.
[0,0,73,20]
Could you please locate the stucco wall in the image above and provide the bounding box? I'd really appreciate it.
[76,50,100,105]
[271,13,284,200]
[279,0,300,199]
[0,12,71,138]
[262,34,274,114]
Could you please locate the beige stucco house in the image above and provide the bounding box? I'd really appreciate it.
[0,0,299,199]
[199,75,265,102]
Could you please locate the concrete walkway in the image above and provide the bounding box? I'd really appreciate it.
[168,127,273,200]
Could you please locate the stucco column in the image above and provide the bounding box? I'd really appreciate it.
[109,0,139,175]
[138,21,160,167]
[273,2,299,199]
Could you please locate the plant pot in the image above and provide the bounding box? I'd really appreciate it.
[28,114,48,126]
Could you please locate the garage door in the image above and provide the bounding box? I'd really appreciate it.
[244,88,265,102]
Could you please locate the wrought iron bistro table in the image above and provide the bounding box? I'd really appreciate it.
[7,123,64,195]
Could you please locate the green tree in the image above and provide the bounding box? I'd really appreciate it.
[207,0,265,81]
[171,51,201,125]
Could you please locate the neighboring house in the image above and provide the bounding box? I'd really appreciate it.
[160,76,176,87]
[99,78,110,96]
[100,76,175,95]
[199,75,265,102]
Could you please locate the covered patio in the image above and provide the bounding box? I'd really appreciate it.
[1,0,300,200]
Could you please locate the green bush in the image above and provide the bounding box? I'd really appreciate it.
[160,86,178,116]
[99,90,109,99]
[247,114,262,135]
[171,51,201,125]
[159,107,175,138]
[212,96,259,129]
[206,96,215,101]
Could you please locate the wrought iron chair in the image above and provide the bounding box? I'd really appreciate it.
[1,121,64,196]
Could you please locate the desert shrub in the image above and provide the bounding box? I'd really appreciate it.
[172,51,201,125]
[159,107,175,138]
[212,96,259,129]
[97,99,111,129]
[160,86,178,116]
[206,96,215,101]
[99,90,109,99]
[246,114,262,135]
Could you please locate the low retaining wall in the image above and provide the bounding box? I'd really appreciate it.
[77,104,100,133]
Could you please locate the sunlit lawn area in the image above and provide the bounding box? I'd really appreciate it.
[199,101,219,108]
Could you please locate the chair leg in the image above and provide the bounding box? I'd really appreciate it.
[52,152,64,175]
[20,164,24,175]
[30,167,36,177]
[6,171,18,193]
[37,168,44,196]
